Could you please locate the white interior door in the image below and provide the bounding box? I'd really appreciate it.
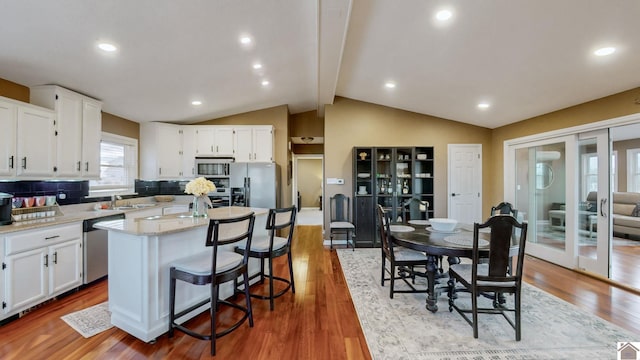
[448,144,482,224]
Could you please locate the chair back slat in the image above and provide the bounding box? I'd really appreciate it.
[403,197,429,221]
[331,194,350,222]
[474,214,527,281]
[376,205,393,258]
[490,202,518,218]
[205,212,255,247]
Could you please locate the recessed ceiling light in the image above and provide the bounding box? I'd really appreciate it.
[253,63,263,70]
[477,102,490,109]
[97,42,117,52]
[240,36,252,45]
[384,82,396,89]
[261,80,270,86]
[435,9,453,21]
[594,47,616,56]
[191,100,202,106]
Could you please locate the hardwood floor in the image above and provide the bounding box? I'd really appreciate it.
[1,225,638,359]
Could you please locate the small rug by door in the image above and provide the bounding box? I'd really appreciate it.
[337,248,636,360]
[61,302,112,338]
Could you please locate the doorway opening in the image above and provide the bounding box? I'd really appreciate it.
[292,154,323,225]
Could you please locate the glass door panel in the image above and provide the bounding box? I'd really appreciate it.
[576,130,610,278]
[512,136,575,269]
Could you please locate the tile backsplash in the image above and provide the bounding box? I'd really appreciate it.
[0,180,89,205]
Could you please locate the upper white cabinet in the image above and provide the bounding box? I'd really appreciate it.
[0,99,17,177]
[194,126,234,156]
[30,85,102,179]
[17,104,57,178]
[181,126,197,178]
[234,125,274,162]
[81,99,102,178]
[0,97,56,178]
[140,122,184,180]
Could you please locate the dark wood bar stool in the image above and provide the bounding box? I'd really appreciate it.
[168,212,255,356]
[235,206,297,311]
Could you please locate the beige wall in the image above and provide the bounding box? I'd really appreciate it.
[102,112,140,140]
[197,105,292,207]
[291,110,323,137]
[490,87,640,206]
[297,158,323,207]
[0,78,29,103]
[324,97,493,227]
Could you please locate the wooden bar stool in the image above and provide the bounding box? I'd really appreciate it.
[235,206,296,311]
[168,212,255,356]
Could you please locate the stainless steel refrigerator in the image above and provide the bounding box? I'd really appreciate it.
[229,162,280,208]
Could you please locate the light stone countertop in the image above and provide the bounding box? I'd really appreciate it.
[94,206,268,236]
[0,197,193,235]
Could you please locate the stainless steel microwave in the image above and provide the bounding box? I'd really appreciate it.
[194,157,233,177]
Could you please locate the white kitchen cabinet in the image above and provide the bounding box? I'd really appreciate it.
[16,105,56,178]
[234,126,274,162]
[0,97,55,179]
[194,126,234,156]
[48,239,82,295]
[30,85,103,179]
[140,122,184,179]
[81,99,102,178]
[2,223,83,317]
[181,126,197,178]
[0,99,17,177]
[213,127,234,156]
[4,247,48,312]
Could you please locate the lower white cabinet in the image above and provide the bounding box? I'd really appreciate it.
[2,223,83,318]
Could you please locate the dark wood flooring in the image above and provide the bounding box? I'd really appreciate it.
[0,225,638,359]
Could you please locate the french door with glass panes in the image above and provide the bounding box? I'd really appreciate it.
[506,132,611,277]
[576,130,610,277]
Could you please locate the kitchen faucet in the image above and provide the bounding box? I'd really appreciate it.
[111,195,122,209]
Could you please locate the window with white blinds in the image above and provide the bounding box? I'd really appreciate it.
[89,132,138,195]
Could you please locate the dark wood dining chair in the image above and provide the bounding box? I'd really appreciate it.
[490,202,518,218]
[168,212,255,356]
[235,206,297,311]
[402,197,429,222]
[330,194,355,250]
[447,214,528,341]
[377,205,429,299]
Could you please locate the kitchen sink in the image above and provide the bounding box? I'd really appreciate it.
[113,203,157,210]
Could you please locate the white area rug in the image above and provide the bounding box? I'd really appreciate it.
[337,248,636,360]
[61,302,112,338]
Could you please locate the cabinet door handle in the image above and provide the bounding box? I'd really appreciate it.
[216,145,219,153]
[211,146,214,152]
[45,235,60,240]
[159,167,162,175]
[44,254,48,267]
[85,162,89,172]
[77,161,81,171]
[9,156,13,169]
[53,252,58,264]
[22,157,27,169]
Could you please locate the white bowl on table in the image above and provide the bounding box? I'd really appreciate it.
[429,218,458,232]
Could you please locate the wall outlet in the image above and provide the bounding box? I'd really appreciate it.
[326,178,344,185]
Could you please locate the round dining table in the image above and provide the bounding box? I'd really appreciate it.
[390,224,491,313]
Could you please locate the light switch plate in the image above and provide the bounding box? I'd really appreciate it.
[326,178,345,185]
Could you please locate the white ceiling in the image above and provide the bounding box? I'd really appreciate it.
[1,0,639,129]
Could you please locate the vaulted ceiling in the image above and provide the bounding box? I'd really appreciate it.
[1,0,639,129]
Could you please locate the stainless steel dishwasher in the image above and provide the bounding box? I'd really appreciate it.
[83,213,125,284]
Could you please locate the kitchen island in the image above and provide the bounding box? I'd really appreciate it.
[94,206,268,343]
